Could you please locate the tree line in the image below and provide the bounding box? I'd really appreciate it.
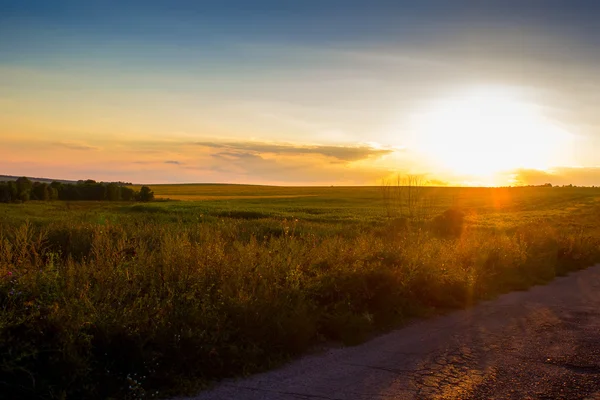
[0,177,154,203]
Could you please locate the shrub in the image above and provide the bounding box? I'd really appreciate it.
[431,208,465,238]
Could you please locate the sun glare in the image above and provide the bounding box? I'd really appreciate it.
[410,87,572,181]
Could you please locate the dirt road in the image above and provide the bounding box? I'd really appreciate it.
[179,265,600,400]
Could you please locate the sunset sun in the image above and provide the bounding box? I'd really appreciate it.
[411,87,573,181]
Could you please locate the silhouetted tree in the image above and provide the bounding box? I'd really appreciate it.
[79,180,106,200]
[60,184,81,200]
[48,186,58,200]
[15,177,32,202]
[105,183,121,201]
[138,186,154,202]
[50,181,63,191]
[32,182,50,201]
[49,181,62,200]
[120,186,135,201]
[0,182,11,203]
[7,181,17,201]
[0,178,147,203]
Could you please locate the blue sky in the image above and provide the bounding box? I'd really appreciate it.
[2,0,600,185]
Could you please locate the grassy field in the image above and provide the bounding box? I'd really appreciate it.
[1,185,600,399]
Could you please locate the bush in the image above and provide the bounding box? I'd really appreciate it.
[431,208,465,238]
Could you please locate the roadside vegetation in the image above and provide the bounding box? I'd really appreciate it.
[1,184,599,399]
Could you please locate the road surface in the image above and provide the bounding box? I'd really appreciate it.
[178,265,600,400]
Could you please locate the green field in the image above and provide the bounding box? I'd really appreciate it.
[1,185,600,399]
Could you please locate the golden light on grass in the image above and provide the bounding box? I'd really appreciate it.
[410,86,573,181]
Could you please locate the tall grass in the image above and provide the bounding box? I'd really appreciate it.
[1,208,599,399]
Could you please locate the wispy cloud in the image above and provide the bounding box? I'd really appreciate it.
[52,141,99,151]
[194,141,393,162]
[132,160,183,166]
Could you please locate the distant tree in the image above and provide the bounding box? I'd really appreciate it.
[121,186,136,201]
[50,181,63,200]
[78,180,106,200]
[32,182,50,201]
[0,182,11,203]
[0,178,147,203]
[7,181,18,201]
[48,186,59,200]
[15,176,32,202]
[138,186,154,202]
[105,183,121,201]
[60,184,81,200]
[50,181,63,191]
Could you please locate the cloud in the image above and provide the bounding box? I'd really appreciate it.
[194,141,393,162]
[90,138,403,184]
[131,160,182,165]
[511,167,600,186]
[207,151,300,175]
[52,141,99,151]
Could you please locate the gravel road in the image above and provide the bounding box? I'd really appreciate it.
[178,265,600,400]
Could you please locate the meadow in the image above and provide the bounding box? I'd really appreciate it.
[1,184,600,399]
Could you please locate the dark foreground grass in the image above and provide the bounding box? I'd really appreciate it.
[1,186,600,399]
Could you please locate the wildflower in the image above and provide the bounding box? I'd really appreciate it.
[7,271,12,276]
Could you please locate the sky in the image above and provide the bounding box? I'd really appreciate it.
[2,0,600,186]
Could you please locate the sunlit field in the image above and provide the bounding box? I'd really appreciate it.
[2,185,600,399]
